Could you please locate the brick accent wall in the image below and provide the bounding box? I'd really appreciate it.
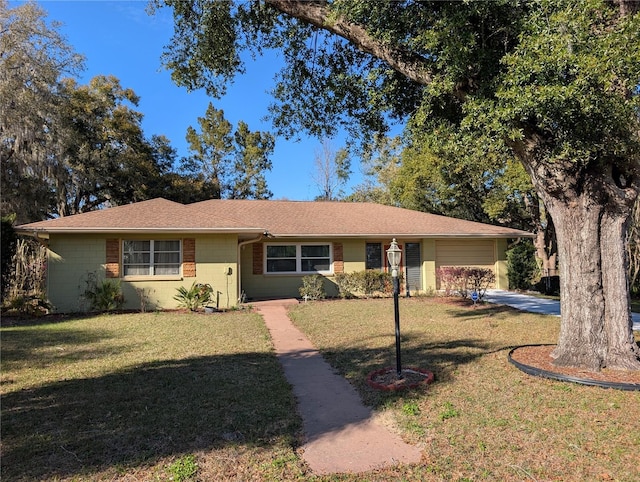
[105,239,120,278]
[183,238,196,277]
[333,242,344,274]
[253,243,263,275]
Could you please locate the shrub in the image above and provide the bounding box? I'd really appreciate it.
[436,267,467,297]
[173,282,213,311]
[334,270,400,298]
[506,240,537,290]
[299,275,326,300]
[465,267,496,300]
[82,272,125,312]
[3,293,51,316]
[436,266,495,300]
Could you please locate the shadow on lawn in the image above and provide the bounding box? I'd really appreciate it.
[1,326,119,370]
[1,353,299,481]
[326,334,505,392]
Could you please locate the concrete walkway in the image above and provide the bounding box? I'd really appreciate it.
[254,300,422,475]
[485,289,640,331]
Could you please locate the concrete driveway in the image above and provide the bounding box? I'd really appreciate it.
[484,290,640,331]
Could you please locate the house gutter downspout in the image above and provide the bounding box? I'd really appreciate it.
[237,231,271,304]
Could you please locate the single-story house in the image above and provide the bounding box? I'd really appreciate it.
[15,198,532,312]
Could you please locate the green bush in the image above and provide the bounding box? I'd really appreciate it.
[173,282,213,311]
[299,275,326,300]
[506,240,537,290]
[82,273,125,312]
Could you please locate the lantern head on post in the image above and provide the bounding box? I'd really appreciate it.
[386,238,401,278]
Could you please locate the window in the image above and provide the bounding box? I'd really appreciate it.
[366,243,383,271]
[123,240,181,276]
[266,243,332,274]
[366,242,404,272]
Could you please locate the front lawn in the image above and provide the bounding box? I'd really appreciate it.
[0,311,305,481]
[2,300,639,481]
[290,298,640,481]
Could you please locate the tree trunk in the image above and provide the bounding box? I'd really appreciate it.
[539,188,640,371]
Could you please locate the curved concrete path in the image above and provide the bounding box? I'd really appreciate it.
[253,300,422,475]
[485,289,640,331]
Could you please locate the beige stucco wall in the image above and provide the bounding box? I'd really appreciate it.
[46,233,238,313]
[47,234,105,313]
[422,239,437,292]
[495,238,509,290]
[45,234,512,311]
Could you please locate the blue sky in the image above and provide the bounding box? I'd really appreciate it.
[29,0,376,200]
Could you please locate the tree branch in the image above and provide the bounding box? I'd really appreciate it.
[264,0,433,86]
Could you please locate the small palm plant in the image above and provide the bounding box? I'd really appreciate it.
[83,273,125,312]
[173,282,213,311]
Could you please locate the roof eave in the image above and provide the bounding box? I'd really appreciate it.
[266,232,535,239]
[15,227,267,235]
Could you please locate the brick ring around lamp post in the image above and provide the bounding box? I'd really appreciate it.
[367,366,435,392]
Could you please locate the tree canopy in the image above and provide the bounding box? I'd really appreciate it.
[182,103,274,200]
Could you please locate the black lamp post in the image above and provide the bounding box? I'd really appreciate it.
[386,238,403,379]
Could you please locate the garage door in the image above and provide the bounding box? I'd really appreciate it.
[435,239,495,269]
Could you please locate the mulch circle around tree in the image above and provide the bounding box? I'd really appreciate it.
[367,366,435,391]
[509,344,640,391]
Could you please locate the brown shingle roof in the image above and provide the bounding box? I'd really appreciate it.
[190,200,530,238]
[15,198,262,234]
[17,198,532,238]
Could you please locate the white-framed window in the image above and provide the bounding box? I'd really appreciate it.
[122,240,181,276]
[265,243,332,274]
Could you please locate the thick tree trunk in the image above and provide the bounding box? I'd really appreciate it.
[534,182,640,371]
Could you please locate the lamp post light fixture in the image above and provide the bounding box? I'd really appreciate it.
[386,238,403,379]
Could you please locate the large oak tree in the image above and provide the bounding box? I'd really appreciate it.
[156,0,640,371]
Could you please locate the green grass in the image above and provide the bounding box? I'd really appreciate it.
[1,311,305,481]
[2,300,639,481]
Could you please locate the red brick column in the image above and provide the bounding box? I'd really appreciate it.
[333,242,344,274]
[183,238,196,277]
[105,239,120,278]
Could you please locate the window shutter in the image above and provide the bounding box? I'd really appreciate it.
[333,242,344,274]
[253,243,263,275]
[183,238,196,277]
[105,239,120,278]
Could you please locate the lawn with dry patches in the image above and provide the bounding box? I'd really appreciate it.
[289,298,640,481]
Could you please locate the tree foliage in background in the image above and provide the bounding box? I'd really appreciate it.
[1,215,17,302]
[0,0,83,222]
[1,2,269,223]
[345,134,402,205]
[183,103,274,199]
[312,138,351,201]
[157,0,640,371]
[506,240,538,291]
